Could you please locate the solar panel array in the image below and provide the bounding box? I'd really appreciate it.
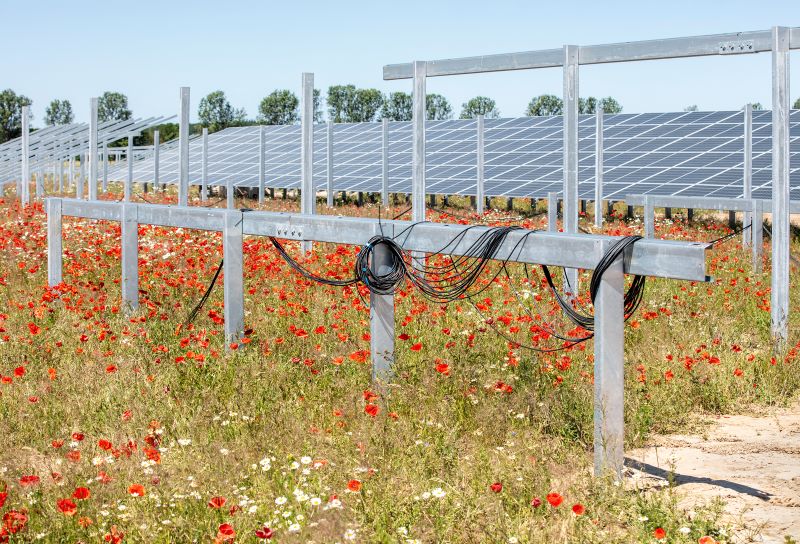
[0,116,173,187]
[107,110,800,201]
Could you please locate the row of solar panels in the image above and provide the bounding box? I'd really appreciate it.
[0,116,174,187]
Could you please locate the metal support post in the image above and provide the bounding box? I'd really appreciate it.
[300,72,315,254]
[223,210,244,347]
[125,135,133,202]
[89,97,98,200]
[752,199,763,273]
[563,45,579,293]
[644,196,654,238]
[179,86,190,206]
[743,104,753,247]
[102,144,108,193]
[47,198,62,286]
[327,122,335,207]
[664,207,672,219]
[121,203,138,311]
[412,60,427,224]
[594,109,604,228]
[35,170,43,198]
[728,210,736,229]
[370,241,395,383]
[227,180,234,209]
[153,130,160,190]
[77,152,84,200]
[381,119,389,205]
[548,192,558,232]
[477,114,485,214]
[771,26,790,348]
[201,128,209,201]
[21,105,30,204]
[258,126,265,204]
[593,251,625,477]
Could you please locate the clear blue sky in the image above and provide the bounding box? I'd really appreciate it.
[1,0,798,125]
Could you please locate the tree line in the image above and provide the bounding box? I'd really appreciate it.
[2,86,799,144]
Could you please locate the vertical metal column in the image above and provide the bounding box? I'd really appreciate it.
[77,153,84,200]
[381,118,389,204]
[69,157,74,191]
[89,97,98,200]
[47,198,62,286]
[593,251,625,478]
[644,196,655,238]
[125,135,133,202]
[57,146,64,193]
[752,199,763,273]
[223,210,244,347]
[771,26,790,348]
[594,109,604,229]
[102,143,109,193]
[153,129,160,190]
[35,169,43,198]
[476,114,485,215]
[743,104,753,247]
[258,126,265,204]
[201,128,209,201]
[412,60,427,224]
[300,72,315,254]
[227,179,234,209]
[370,241,395,383]
[21,105,30,204]
[121,203,139,311]
[179,86,190,206]
[547,192,558,232]
[327,121,335,207]
[563,45,579,294]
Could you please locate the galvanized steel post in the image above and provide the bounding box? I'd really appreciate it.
[594,109,604,229]
[21,105,30,204]
[223,210,245,347]
[381,118,389,204]
[477,114,485,215]
[121,203,139,312]
[77,153,84,200]
[179,87,190,206]
[327,121,335,207]
[548,192,558,232]
[89,97,98,200]
[47,198,62,286]
[412,61,427,224]
[370,241,395,383]
[563,45,579,294]
[153,129,160,190]
[258,126,265,204]
[102,143,109,193]
[752,199,763,273]
[300,72,315,254]
[644,195,655,238]
[125,135,133,202]
[593,251,625,477]
[770,26,790,349]
[743,104,752,247]
[201,128,209,201]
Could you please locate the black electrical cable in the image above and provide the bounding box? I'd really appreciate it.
[184,259,224,326]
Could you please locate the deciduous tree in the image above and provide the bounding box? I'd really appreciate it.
[98,91,131,122]
[45,99,74,126]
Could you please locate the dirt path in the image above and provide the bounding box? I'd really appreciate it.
[627,403,800,543]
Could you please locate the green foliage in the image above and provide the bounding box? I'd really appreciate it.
[684,105,699,112]
[381,92,412,121]
[326,85,384,123]
[97,91,131,122]
[751,102,764,110]
[525,94,563,116]
[44,99,74,126]
[198,90,247,133]
[313,89,323,123]
[793,97,800,109]
[426,94,453,120]
[460,96,500,119]
[580,96,623,114]
[258,90,299,125]
[0,88,32,143]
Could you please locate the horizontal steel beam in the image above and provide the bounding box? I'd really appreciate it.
[625,194,800,214]
[50,199,710,282]
[383,27,800,79]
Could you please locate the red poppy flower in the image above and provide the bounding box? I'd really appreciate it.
[217,523,235,540]
[13,366,24,377]
[0,492,7,509]
[410,342,422,351]
[104,525,124,544]
[572,503,585,515]
[546,492,563,507]
[57,498,77,516]
[19,475,40,487]
[71,432,85,441]
[27,323,41,335]
[489,482,503,493]
[364,404,379,417]
[72,487,90,500]
[531,497,542,508]
[654,527,666,539]
[208,496,227,509]
[255,525,274,539]
[128,484,145,497]
[347,479,362,492]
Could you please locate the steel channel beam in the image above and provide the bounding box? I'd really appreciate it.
[625,194,800,214]
[771,26,790,348]
[300,72,314,254]
[179,87,190,206]
[594,109,604,229]
[476,114,485,215]
[383,27,800,79]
